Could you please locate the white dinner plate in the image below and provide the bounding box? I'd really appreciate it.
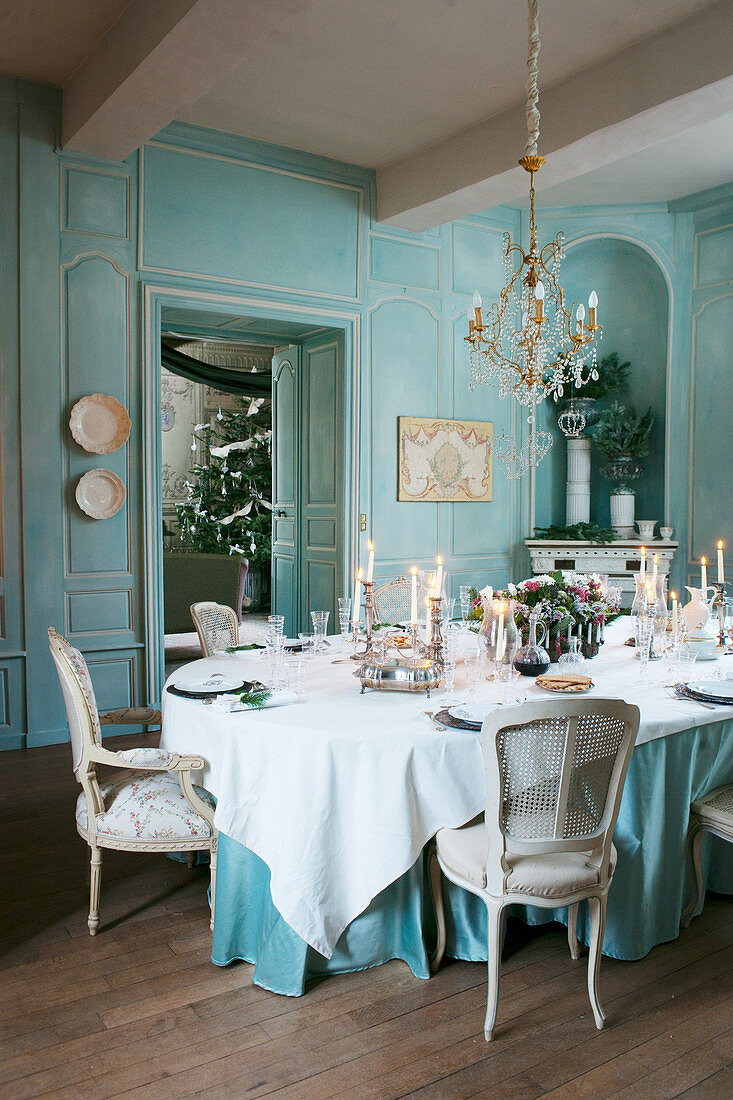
[686,679,733,700]
[69,393,131,454]
[449,703,490,725]
[175,674,240,693]
[75,468,126,520]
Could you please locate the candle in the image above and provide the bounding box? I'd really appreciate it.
[701,556,707,591]
[671,591,678,628]
[410,567,418,622]
[646,580,654,606]
[366,541,375,583]
[473,290,483,327]
[652,553,658,577]
[718,541,725,584]
[640,547,646,576]
[567,622,572,643]
[496,602,505,661]
[596,621,601,644]
[353,567,362,623]
[435,556,443,596]
[587,621,592,644]
[425,574,435,638]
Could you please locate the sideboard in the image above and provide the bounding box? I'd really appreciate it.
[525,539,678,607]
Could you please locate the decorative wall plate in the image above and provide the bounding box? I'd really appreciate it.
[69,394,131,454]
[75,468,126,520]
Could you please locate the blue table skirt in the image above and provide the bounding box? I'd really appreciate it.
[211,721,733,997]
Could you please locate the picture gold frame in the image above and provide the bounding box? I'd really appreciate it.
[397,416,493,502]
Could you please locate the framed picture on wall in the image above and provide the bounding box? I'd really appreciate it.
[397,416,493,502]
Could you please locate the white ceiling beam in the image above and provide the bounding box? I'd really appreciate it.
[377,0,733,231]
[62,0,314,161]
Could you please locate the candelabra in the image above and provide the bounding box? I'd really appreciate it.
[712,582,730,650]
[351,580,379,660]
[424,596,444,666]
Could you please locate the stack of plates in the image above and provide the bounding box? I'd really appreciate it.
[677,679,733,706]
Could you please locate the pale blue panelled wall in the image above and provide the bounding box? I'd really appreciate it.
[1,74,731,748]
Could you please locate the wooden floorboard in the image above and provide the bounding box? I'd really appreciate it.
[0,738,731,1100]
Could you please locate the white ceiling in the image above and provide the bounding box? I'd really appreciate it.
[0,0,132,84]
[1,0,731,214]
[527,110,733,208]
[179,0,717,170]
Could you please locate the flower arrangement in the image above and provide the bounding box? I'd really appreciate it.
[470,571,621,662]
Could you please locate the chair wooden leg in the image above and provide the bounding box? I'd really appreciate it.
[587,895,606,1030]
[567,902,580,960]
[681,822,705,928]
[484,902,503,1041]
[427,842,446,972]
[88,848,103,935]
[209,839,218,932]
[186,852,195,870]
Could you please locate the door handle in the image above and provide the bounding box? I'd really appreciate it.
[273,509,287,517]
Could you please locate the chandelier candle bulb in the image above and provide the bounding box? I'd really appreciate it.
[410,568,418,623]
[366,541,375,583]
[588,290,599,329]
[472,291,483,327]
[701,556,707,591]
[534,281,545,321]
[576,303,585,335]
[467,308,475,337]
[718,541,725,584]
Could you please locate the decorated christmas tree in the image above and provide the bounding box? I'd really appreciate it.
[176,396,272,576]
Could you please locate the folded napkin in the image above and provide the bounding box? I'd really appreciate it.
[210,690,297,713]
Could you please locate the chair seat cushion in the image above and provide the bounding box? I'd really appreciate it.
[436,817,615,899]
[76,770,215,843]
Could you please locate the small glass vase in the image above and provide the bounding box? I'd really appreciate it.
[480,598,519,674]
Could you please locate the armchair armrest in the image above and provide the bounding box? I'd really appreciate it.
[99,706,162,726]
[87,745,206,772]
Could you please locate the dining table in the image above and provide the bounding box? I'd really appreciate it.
[160,620,733,996]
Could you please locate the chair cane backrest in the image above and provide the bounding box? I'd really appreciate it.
[373,578,412,625]
[190,601,238,657]
[48,627,102,773]
[481,699,639,895]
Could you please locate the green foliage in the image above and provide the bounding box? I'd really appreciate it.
[592,400,655,459]
[576,352,630,402]
[176,396,272,573]
[533,522,617,544]
[238,687,271,709]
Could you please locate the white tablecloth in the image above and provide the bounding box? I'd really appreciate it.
[160,620,733,956]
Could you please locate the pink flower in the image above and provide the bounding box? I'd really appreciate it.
[523,580,540,592]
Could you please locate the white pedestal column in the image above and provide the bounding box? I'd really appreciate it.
[566,438,591,525]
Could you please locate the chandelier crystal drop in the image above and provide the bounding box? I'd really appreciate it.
[466,0,602,472]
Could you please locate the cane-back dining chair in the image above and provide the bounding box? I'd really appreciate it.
[681,784,733,927]
[429,698,639,1041]
[48,627,218,935]
[373,578,412,625]
[190,601,238,656]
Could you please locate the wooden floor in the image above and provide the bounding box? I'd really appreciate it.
[1,736,731,1099]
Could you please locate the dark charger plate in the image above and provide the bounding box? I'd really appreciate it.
[167,680,252,700]
[434,708,482,732]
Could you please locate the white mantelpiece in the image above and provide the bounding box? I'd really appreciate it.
[525,539,678,607]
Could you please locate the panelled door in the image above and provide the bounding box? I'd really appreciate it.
[271,347,300,635]
[271,332,345,635]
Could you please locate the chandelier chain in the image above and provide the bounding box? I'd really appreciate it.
[525,0,541,156]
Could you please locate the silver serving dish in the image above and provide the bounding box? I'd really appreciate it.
[355,657,442,696]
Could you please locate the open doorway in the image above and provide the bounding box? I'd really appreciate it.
[156,305,347,675]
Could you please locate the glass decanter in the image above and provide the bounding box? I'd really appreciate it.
[480,598,519,675]
[514,612,551,677]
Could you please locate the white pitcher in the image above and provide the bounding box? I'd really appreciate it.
[682,585,718,633]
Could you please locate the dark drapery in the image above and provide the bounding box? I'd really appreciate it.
[161,343,272,398]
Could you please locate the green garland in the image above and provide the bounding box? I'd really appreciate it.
[533,522,617,544]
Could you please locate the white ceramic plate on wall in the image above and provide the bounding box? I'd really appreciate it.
[75,468,126,520]
[69,393,131,454]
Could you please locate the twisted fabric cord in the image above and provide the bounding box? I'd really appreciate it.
[525,0,541,156]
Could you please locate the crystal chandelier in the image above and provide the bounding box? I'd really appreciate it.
[466,0,602,470]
